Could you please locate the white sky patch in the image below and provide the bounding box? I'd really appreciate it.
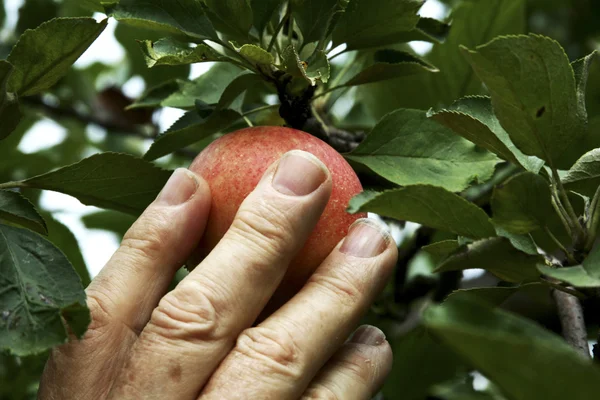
[75,17,125,68]
[158,107,186,132]
[86,124,107,143]
[3,0,24,33]
[409,0,448,55]
[18,119,67,154]
[122,75,146,99]
[190,62,214,79]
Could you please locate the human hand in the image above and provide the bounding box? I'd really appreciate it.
[39,150,398,400]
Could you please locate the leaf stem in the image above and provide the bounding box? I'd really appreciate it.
[543,279,587,299]
[551,185,574,238]
[242,104,279,117]
[0,181,26,190]
[544,227,578,265]
[551,167,584,241]
[267,7,290,54]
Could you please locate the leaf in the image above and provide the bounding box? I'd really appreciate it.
[424,294,600,400]
[161,63,243,109]
[127,80,180,110]
[234,43,274,65]
[495,226,539,255]
[345,109,499,192]
[0,224,89,356]
[430,96,544,172]
[434,237,543,283]
[342,50,438,87]
[382,325,466,400]
[446,283,547,307]
[7,17,107,97]
[144,110,241,160]
[82,211,136,240]
[22,153,172,215]
[422,240,460,262]
[16,0,59,35]
[105,0,218,42]
[43,213,90,287]
[0,191,47,235]
[137,37,226,68]
[332,0,423,50]
[572,51,597,122]
[538,244,600,287]
[491,172,553,234]
[291,0,343,44]
[0,61,21,140]
[251,0,283,35]
[563,148,600,197]
[360,0,526,116]
[216,73,266,110]
[305,50,330,84]
[414,17,451,43]
[205,0,253,38]
[281,44,327,85]
[348,186,496,239]
[461,34,586,169]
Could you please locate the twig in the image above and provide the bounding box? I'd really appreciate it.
[552,288,590,358]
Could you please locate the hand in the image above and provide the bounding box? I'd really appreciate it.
[39,150,398,400]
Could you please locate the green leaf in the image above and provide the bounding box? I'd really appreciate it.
[382,325,465,400]
[348,186,496,239]
[0,61,21,140]
[144,110,241,160]
[22,153,172,215]
[414,17,451,43]
[251,0,283,35]
[0,191,47,235]
[342,50,438,87]
[563,148,600,197]
[572,51,597,121]
[127,80,180,110]
[0,224,89,356]
[332,0,423,50]
[216,73,266,110]
[346,109,499,192]
[137,38,226,68]
[446,283,547,307]
[205,0,253,38]
[305,50,330,84]
[538,244,600,287]
[422,240,460,262]
[435,237,543,283]
[105,0,218,42]
[82,211,136,240]
[281,44,327,85]
[491,172,553,234]
[462,34,586,169]
[7,17,107,97]
[234,43,274,65]
[291,0,343,44]
[495,226,539,255]
[424,294,600,400]
[161,63,243,109]
[430,96,544,172]
[43,213,90,287]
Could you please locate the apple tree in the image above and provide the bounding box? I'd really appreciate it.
[2,0,600,398]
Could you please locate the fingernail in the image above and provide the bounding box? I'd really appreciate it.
[156,168,199,206]
[272,150,328,196]
[340,219,390,258]
[350,325,386,346]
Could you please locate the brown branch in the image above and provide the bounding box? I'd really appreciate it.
[552,288,590,358]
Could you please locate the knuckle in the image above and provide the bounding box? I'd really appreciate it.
[233,326,303,380]
[146,282,225,344]
[307,264,366,308]
[302,385,342,400]
[228,199,298,259]
[120,210,171,261]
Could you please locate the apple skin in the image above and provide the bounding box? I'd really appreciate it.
[189,126,366,308]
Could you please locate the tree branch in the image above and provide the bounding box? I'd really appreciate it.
[552,288,590,358]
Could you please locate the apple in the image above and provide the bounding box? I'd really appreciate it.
[189,126,365,310]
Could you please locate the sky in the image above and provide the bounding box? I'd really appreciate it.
[5,0,449,278]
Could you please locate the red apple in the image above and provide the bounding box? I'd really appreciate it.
[189,126,365,308]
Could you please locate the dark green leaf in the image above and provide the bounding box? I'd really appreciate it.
[217,73,266,110]
[572,51,597,121]
[16,0,58,34]
[538,244,600,287]
[281,44,328,85]
[446,283,547,307]
[435,237,542,283]
[491,172,553,234]
[251,0,283,35]
[332,0,423,50]
[0,224,89,356]
[127,80,180,110]
[563,148,600,197]
[424,294,600,400]
[205,0,253,38]
[144,110,241,160]
[291,0,342,44]
[0,61,21,140]
[382,325,466,400]
[43,213,90,287]
[348,186,496,239]
[342,50,438,87]
[346,109,499,192]
[430,96,544,172]
[22,153,172,215]
[495,226,539,255]
[7,17,107,97]
[82,211,136,240]
[0,190,46,235]
[422,240,460,262]
[462,34,585,169]
[137,38,226,68]
[105,0,218,42]
[414,17,451,43]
